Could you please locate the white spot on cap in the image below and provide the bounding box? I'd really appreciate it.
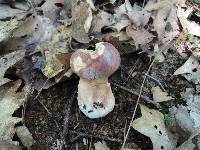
[89,43,105,59]
[73,56,86,73]
[96,42,105,55]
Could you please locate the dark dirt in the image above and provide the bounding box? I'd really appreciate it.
[25,47,191,149]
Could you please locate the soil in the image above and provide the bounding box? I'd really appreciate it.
[25,47,191,150]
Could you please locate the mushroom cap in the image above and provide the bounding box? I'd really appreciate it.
[70,42,121,80]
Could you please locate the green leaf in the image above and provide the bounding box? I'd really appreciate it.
[195,0,200,4]
[195,11,200,17]
[164,115,173,125]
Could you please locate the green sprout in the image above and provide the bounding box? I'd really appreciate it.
[187,34,200,44]
[164,115,173,125]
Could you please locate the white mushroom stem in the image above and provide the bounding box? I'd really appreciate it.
[77,78,115,119]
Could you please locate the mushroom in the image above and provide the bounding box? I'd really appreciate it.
[70,42,121,118]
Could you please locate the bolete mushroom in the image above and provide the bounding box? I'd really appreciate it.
[70,42,121,118]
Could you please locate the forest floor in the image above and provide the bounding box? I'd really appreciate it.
[0,0,200,149]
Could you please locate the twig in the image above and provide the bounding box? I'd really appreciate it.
[59,90,76,149]
[121,40,175,148]
[124,120,127,141]
[61,91,76,144]
[121,58,154,148]
[125,56,142,83]
[69,130,123,143]
[143,73,166,91]
[33,78,51,114]
[112,82,160,108]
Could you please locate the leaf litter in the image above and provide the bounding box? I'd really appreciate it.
[0,80,33,146]
[0,0,200,148]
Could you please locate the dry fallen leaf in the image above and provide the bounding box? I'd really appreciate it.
[94,141,110,150]
[0,80,32,144]
[86,0,96,11]
[174,56,200,84]
[84,6,93,33]
[42,49,70,78]
[13,15,45,41]
[16,126,34,147]
[110,14,130,32]
[152,86,172,102]
[71,0,90,43]
[176,138,196,150]
[41,0,66,21]
[128,10,151,27]
[187,95,200,130]
[30,0,44,6]
[177,6,200,37]
[0,50,25,86]
[175,106,196,134]
[0,4,26,20]
[114,0,134,15]
[0,141,21,150]
[0,19,19,42]
[37,24,71,78]
[132,104,177,150]
[126,26,154,49]
[144,0,177,40]
[174,56,199,75]
[91,10,114,33]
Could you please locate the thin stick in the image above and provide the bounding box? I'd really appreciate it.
[112,82,160,108]
[62,91,76,137]
[121,40,175,148]
[70,130,123,143]
[125,56,142,83]
[121,60,154,148]
[33,78,51,114]
[124,120,127,141]
[144,73,166,91]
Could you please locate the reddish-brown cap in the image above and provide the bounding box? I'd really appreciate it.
[70,42,121,79]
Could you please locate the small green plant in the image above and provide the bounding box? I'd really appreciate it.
[179,57,188,65]
[171,40,181,50]
[194,0,200,5]
[187,34,200,44]
[164,115,173,125]
[195,11,200,17]
[154,58,161,64]
[191,77,198,84]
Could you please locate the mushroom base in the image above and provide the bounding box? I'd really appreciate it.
[77,78,115,119]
